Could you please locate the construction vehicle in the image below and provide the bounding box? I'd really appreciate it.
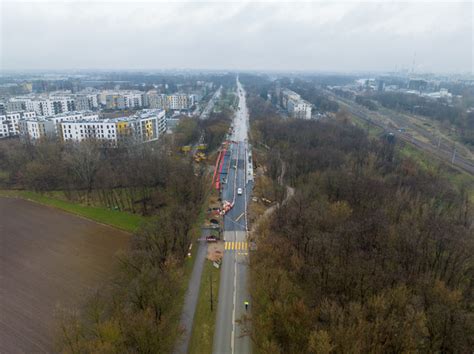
[194,152,206,163]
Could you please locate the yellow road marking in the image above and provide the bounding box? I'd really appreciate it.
[224,241,249,251]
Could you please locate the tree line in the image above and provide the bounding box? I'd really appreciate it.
[174,108,232,152]
[247,95,473,353]
[0,137,206,216]
[238,75,340,114]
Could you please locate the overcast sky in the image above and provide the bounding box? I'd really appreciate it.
[1,0,472,73]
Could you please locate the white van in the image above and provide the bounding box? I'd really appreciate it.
[237,188,243,195]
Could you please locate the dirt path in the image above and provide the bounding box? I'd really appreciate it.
[0,197,129,353]
[251,160,295,236]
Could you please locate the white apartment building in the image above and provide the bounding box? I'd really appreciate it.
[0,122,9,138]
[281,89,312,119]
[0,111,37,138]
[8,96,76,116]
[15,111,98,141]
[19,119,56,141]
[46,111,99,136]
[61,109,165,146]
[62,120,120,145]
[287,98,312,119]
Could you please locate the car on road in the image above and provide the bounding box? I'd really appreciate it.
[237,187,243,195]
[206,235,218,242]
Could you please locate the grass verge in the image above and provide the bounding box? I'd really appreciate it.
[399,145,474,201]
[188,259,221,354]
[0,189,145,232]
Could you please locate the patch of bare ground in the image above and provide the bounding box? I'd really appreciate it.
[0,197,129,353]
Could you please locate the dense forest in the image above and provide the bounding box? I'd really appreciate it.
[247,95,473,353]
[287,79,339,113]
[0,138,205,215]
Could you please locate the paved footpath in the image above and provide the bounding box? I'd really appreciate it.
[174,229,210,354]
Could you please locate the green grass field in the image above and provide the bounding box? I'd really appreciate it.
[0,190,145,232]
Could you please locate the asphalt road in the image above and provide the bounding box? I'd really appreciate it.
[200,86,223,120]
[213,79,252,354]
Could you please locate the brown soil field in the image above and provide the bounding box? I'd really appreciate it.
[0,197,130,353]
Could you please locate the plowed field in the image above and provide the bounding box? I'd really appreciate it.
[0,197,130,353]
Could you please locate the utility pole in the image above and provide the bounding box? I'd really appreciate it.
[452,144,457,164]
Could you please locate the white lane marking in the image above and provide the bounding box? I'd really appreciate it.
[231,231,237,354]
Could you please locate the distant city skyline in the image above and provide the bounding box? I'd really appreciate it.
[1,1,472,74]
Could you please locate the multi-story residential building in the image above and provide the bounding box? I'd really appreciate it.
[0,111,37,138]
[74,94,99,111]
[105,91,143,110]
[15,111,98,141]
[6,99,25,112]
[280,89,300,109]
[281,89,312,119]
[287,98,312,119]
[105,94,121,109]
[146,92,167,109]
[18,118,56,141]
[144,91,195,110]
[167,93,192,110]
[7,96,76,116]
[0,121,9,138]
[46,111,99,136]
[61,109,165,146]
[135,109,167,141]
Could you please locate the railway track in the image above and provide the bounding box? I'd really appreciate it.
[327,92,474,175]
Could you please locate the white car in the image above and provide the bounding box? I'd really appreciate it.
[237,188,243,195]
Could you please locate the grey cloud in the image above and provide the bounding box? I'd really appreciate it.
[1,1,471,73]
